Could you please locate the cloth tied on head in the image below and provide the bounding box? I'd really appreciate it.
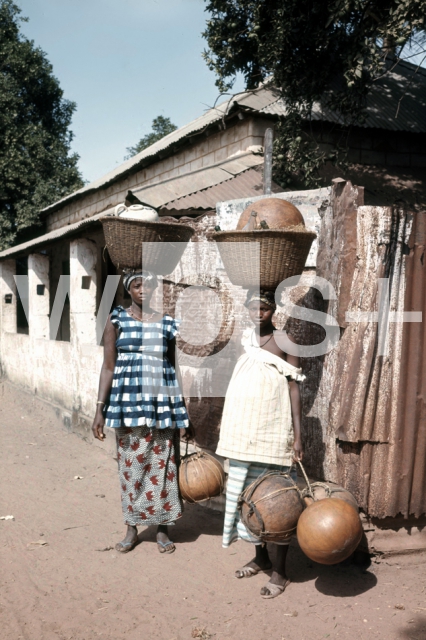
[123,270,158,292]
[244,289,277,310]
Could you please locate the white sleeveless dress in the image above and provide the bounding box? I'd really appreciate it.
[216,328,305,467]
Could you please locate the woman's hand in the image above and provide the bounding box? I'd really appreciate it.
[292,439,304,462]
[92,412,106,442]
[180,422,195,442]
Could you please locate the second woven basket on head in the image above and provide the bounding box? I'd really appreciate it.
[213,197,316,290]
[213,227,315,290]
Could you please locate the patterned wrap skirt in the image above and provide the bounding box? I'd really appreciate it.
[116,426,183,526]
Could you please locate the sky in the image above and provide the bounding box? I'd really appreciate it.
[17,0,245,183]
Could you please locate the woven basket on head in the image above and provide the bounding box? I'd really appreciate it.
[100,216,194,272]
[212,227,316,290]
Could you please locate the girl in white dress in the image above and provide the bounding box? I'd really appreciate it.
[216,289,305,598]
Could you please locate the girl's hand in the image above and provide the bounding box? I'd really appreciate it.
[180,423,195,442]
[292,439,304,462]
[92,414,106,442]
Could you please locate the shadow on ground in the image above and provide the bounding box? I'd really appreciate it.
[277,539,377,597]
[398,615,426,639]
[137,505,378,598]
[135,503,224,545]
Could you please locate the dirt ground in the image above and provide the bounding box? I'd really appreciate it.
[1,383,426,640]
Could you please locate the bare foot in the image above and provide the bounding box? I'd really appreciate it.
[157,524,175,554]
[115,525,138,553]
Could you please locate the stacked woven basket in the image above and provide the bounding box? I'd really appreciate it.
[213,198,316,290]
[100,201,194,273]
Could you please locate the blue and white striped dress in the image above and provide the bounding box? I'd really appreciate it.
[105,306,189,430]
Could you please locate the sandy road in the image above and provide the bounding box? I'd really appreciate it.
[1,381,426,640]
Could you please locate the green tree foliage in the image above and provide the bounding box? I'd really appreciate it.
[126,116,178,158]
[203,0,426,187]
[0,0,84,250]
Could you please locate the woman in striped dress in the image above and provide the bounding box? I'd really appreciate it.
[92,271,192,554]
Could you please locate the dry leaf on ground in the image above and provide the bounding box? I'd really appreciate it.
[191,627,211,639]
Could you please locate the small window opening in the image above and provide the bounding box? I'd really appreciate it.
[81,275,91,290]
[16,257,29,335]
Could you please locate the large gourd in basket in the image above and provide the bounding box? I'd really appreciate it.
[236,198,305,230]
[238,471,305,543]
[179,451,225,503]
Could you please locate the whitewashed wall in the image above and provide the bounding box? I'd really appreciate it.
[0,241,105,443]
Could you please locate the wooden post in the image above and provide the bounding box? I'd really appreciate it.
[263,128,274,196]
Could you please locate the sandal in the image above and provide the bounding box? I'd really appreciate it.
[157,540,175,554]
[115,539,137,553]
[261,579,291,599]
[235,561,272,579]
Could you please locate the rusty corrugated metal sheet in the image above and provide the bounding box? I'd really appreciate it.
[331,208,426,519]
[392,211,426,517]
[314,181,426,518]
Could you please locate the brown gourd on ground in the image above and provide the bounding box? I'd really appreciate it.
[179,451,225,503]
[236,197,305,230]
[297,498,362,565]
[238,471,305,543]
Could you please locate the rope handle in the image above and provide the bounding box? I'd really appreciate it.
[182,440,204,460]
[297,460,313,497]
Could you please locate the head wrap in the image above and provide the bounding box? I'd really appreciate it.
[244,289,277,310]
[123,270,158,292]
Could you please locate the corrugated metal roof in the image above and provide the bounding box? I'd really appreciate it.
[162,167,280,210]
[41,86,275,216]
[262,60,426,132]
[0,210,110,259]
[40,60,425,217]
[130,152,263,208]
[0,155,266,258]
